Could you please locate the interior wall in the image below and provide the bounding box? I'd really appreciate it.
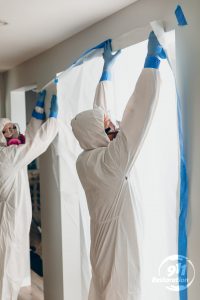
[25,90,37,122]
[0,73,5,117]
[40,147,64,300]
[10,91,26,132]
[176,0,200,298]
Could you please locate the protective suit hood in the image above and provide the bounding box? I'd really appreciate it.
[71,107,110,150]
[0,118,11,147]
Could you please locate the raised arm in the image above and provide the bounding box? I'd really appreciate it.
[105,32,167,173]
[120,32,166,161]
[93,40,121,112]
[8,94,59,171]
[26,90,47,140]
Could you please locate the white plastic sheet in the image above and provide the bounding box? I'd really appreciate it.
[52,33,180,299]
[55,58,104,300]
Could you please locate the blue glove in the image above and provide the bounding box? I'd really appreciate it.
[100,40,121,81]
[35,90,46,108]
[32,90,46,120]
[49,95,58,118]
[144,31,166,69]
[147,31,167,58]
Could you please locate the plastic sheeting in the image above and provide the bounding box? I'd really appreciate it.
[56,57,103,300]
[47,33,182,299]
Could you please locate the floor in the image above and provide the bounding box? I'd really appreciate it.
[18,271,44,300]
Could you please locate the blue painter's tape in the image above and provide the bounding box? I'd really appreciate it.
[54,78,59,84]
[177,91,189,300]
[175,5,188,26]
[163,34,189,299]
[72,39,112,67]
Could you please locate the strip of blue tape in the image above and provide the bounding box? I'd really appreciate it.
[177,90,188,300]
[54,78,59,84]
[175,5,188,26]
[72,39,111,67]
[163,33,188,300]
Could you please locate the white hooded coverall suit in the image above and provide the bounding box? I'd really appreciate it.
[0,116,58,299]
[71,68,160,300]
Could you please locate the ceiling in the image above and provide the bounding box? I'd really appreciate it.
[0,0,138,72]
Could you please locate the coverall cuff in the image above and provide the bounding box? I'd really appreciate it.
[144,55,160,69]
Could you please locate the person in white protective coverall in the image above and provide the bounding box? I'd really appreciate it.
[71,32,166,300]
[0,90,58,300]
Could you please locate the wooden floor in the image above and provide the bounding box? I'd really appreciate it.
[18,271,44,300]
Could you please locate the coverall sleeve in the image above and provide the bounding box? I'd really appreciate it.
[25,117,44,141]
[8,118,58,171]
[93,81,114,113]
[106,68,160,172]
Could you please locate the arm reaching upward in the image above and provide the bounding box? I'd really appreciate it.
[121,31,166,154]
[5,95,59,173]
[105,32,166,171]
[93,40,121,113]
[26,90,47,141]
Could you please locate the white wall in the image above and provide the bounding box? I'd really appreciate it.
[176,0,200,298]
[0,73,5,117]
[10,91,26,132]
[40,147,64,300]
[25,90,37,123]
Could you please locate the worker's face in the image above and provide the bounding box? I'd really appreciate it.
[2,123,19,140]
[104,114,119,141]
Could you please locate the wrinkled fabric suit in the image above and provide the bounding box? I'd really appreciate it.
[0,116,58,300]
[71,68,160,300]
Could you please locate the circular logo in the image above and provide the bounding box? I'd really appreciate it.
[152,255,195,292]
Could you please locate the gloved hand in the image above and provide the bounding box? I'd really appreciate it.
[144,31,166,69]
[100,40,121,81]
[32,90,46,120]
[147,31,167,58]
[103,40,121,71]
[35,90,46,108]
[49,95,58,118]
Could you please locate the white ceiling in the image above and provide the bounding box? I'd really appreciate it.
[0,0,138,72]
